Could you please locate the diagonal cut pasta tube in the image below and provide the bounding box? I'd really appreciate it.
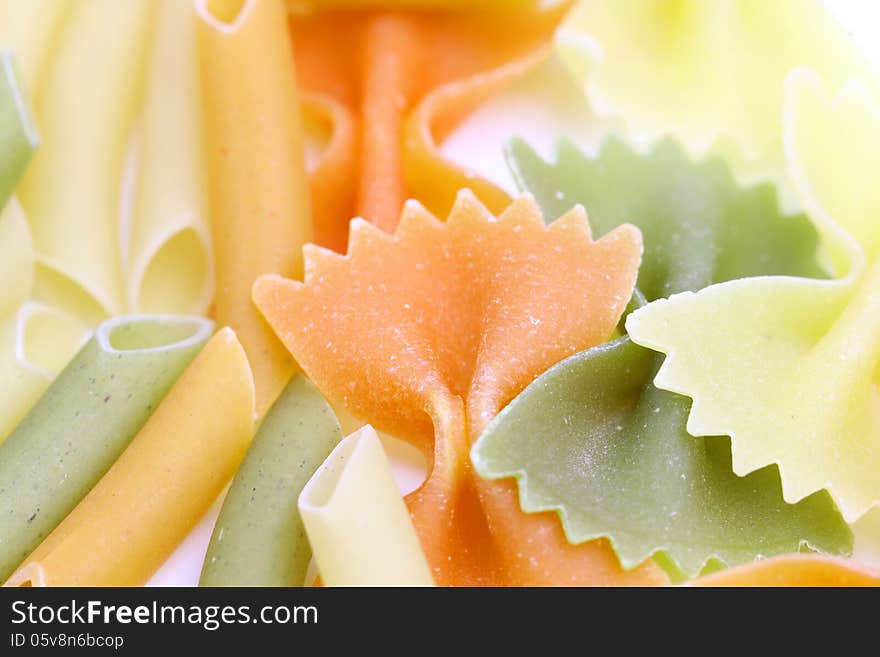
[0,314,212,582]
[18,0,155,324]
[5,328,255,587]
[200,375,341,587]
[128,0,212,316]
[196,0,311,417]
[0,0,71,101]
[299,425,434,587]
[0,52,39,206]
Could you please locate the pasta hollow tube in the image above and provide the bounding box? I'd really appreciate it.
[197,0,311,417]
[128,0,212,316]
[299,425,435,587]
[0,0,71,99]
[200,375,341,587]
[18,0,154,324]
[0,53,38,208]
[0,315,212,582]
[6,328,255,587]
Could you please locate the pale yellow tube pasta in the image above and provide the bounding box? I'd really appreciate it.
[5,328,255,587]
[0,198,32,318]
[0,302,90,445]
[0,200,89,444]
[0,0,71,98]
[128,0,212,316]
[299,425,435,587]
[18,0,154,324]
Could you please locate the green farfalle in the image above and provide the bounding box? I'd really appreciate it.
[471,138,851,578]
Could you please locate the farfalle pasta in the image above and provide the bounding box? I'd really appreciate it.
[289,0,569,249]
[627,70,880,523]
[254,191,667,586]
[0,0,877,591]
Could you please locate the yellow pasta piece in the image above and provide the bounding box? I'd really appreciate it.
[196,0,311,416]
[19,0,154,324]
[0,0,71,99]
[299,425,435,587]
[0,200,89,445]
[5,328,255,587]
[128,0,212,316]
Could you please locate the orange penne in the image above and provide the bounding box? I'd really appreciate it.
[290,3,569,251]
[196,0,311,416]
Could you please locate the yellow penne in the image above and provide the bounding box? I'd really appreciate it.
[0,0,71,99]
[299,425,435,587]
[128,0,212,316]
[0,198,32,317]
[5,328,255,587]
[0,302,89,446]
[19,0,154,325]
[0,200,88,444]
[196,0,311,417]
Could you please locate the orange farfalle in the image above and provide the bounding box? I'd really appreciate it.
[690,555,880,587]
[254,190,667,586]
[289,3,570,251]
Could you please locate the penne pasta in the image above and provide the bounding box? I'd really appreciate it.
[0,52,38,207]
[200,375,341,587]
[0,314,212,581]
[0,0,71,100]
[6,328,255,587]
[0,300,90,446]
[128,0,212,316]
[196,0,311,417]
[299,425,435,587]
[18,0,155,324]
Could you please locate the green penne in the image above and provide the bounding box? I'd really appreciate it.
[199,375,341,587]
[0,51,38,206]
[0,315,213,581]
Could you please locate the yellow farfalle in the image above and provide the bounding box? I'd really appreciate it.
[627,70,880,522]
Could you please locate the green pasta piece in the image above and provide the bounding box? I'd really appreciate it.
[199,375,342,587]
[472,138,850,579]
[0,315,213,581]
[0,51,39,206]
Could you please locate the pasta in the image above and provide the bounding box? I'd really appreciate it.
[471,138,848,579]
[200,375,341,587]
[0,314,212,581]
[298,425,434,587]
[289,2,568,251]
[18,0,155,325]
[255,191,667,585]
[626,70,880,522]
[196,0,311,417]
[0,51,38,206]
[0,0,70,100]
[557,0,880,199]
[5,328,254,587]
[128,0,212,316]
[689,555,880,587]
[0,69,89,446]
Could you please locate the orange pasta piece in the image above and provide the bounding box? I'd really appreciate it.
[197,0,311,416]
[254,191,667,586]
[690,555,880,587]
[289,3,570,251]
